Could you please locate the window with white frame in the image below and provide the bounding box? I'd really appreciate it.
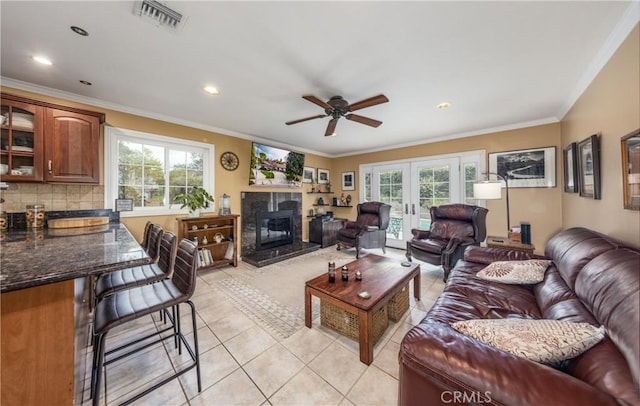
[104,127,215,217]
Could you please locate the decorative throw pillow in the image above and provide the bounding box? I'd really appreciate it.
[476,259,551,284]
[451,318,605,364]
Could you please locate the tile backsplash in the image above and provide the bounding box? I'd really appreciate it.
[0,183,104,213]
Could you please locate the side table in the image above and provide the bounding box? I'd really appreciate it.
[486,236,535,254]
[309,218,344,247]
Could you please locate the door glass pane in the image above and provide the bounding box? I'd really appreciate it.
[418,165,450,229]
[378,169,403,240]
[364,171,372,202]
[464,163,477,204]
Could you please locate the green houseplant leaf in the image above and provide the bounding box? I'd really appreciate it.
[173,186,215,212]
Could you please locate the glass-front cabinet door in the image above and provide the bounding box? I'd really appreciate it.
[0,98,43,181]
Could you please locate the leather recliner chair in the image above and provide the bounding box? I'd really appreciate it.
[406,203,488,281]
[337,201,391,258]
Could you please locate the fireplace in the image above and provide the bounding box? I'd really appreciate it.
[241,191,320,267]
[256,209,293,250]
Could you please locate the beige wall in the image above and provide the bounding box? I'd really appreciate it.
[561,24,640,247]
[333,123,563,253]
[0,86,331,243]
[2,25,638,249]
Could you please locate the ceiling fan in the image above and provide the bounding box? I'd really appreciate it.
[286,94,389,136]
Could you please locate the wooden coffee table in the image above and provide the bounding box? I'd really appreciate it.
[305,254,420,365]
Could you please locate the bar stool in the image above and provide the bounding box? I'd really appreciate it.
[94,231,177,300]
[91,238,201,405]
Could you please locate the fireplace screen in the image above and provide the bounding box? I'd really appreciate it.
[256,209,294,250]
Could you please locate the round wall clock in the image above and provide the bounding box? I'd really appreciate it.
[220,151,239,171]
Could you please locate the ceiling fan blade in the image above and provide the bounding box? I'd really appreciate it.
[347,94,389,112]
[325,118,339,136]
[345,114,383,128]
[302,95,333,110]
[285,114,327,125]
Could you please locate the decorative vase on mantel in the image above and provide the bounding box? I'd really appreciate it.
[188,209,201,218]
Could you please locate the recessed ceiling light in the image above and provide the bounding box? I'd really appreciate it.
[203,86,220,95]
[436,102,451,109]
[70,26,89,36]
[32,56,52,66]
[79,80,92,86]
[328,133,337,137]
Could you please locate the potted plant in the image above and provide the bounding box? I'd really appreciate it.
[173,186,215,217]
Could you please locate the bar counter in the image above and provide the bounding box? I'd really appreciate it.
[1,223,151,293]
[0,222,152,406]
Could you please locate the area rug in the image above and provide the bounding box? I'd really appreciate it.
[215,247,409,339]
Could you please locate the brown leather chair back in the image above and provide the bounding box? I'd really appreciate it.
[357,201,391,230]
[429,204,488,243]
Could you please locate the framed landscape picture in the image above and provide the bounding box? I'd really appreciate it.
[341,171,355,191]
[563,143,578,193]
[489,146,556,188]
[621,129,639,210]
[302,167,315,183]
[317,168,330,184]
[577,134,601,199]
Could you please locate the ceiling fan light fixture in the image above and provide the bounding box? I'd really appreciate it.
[436,102,451,109]
[32,56,53,66]
[203,86,220,95]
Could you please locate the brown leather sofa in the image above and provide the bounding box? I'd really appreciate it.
[399,227,639,406]
[406,204,488,281]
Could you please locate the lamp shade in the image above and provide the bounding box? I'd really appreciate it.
[473,181,502,200]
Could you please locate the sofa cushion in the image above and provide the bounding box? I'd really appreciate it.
[476,259,551,284]
[451,318,605,364]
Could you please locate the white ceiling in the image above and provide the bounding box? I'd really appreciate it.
[1,1,638,157]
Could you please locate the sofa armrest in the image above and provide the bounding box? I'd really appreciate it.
[411,228,431,239]
[399,321,619,406]
[463,245,546,265]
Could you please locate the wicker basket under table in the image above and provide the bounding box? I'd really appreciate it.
[387,283,410,322]
[320,301,389,345]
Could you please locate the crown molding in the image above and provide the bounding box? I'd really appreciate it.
[0,77,334,158]
[332,117,560,158]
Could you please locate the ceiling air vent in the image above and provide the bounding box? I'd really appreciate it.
[134,1,185,31]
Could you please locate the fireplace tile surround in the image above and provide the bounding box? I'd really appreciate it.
[241,191,319,266]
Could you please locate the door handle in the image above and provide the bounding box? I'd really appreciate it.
[48,160,52,174]
[405,203,408,214]
[412,204,416,215]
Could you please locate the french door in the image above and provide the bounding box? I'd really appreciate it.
[366,154,479,249]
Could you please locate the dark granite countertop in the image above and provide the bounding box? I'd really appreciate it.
[0,223,152,293]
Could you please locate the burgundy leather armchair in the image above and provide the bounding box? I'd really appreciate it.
[337,201,391,258]
[406,204,488,281]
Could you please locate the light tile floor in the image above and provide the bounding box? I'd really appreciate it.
[84,247,444,406]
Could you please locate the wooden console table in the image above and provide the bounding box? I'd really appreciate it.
[486,236,535,254]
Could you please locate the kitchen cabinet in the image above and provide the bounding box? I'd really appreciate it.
[0,98,44,181]
[178,214,239,270]
[44,108,100,183]
[0,94,104,184]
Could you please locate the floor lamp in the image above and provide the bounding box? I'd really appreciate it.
[473,172,510,232]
